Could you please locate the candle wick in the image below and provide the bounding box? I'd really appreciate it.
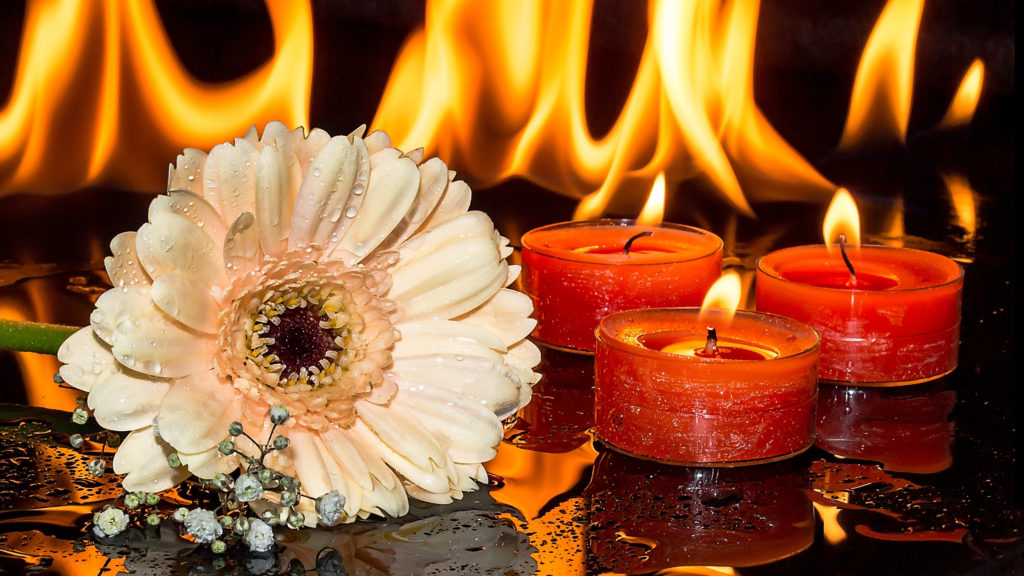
[703,326,719,355]
[839,234,857,286]
[623,231,653,255]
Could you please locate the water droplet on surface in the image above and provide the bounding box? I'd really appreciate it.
[346,207,358,218]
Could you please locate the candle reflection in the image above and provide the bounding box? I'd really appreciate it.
[584,450,813,573]
[506,348,595,453]
[815,381,956,474]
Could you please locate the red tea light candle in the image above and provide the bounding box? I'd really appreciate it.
[756,189,964,385]
[594,307,820,466]
[520,220,722,352]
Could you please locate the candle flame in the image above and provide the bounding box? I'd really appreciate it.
[636,173,666,225]
[698,270,742,323]
[823,188,861,253]
[939,59,985,129]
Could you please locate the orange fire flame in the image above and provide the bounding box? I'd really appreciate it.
[373,0,834,219]
[940,59,985,129]
[839,0,925,149]
[823,188,861,251]
[1,0,987,214]
[0,0,312,194]
[698,270,742,323]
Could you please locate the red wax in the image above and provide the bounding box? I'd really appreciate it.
[756,245,963,385]
[520,220,722,352]
[595,308,820,465]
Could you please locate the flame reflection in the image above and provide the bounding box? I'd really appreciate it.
[0,289,77,411]
[940,59,985,129]
[943,172,978,252]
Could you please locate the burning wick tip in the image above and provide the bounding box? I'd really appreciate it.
[703,326,719,356]
[623,231,653,255]
[838,234,857,285]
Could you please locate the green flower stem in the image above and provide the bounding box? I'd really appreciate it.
[0,319,80,355]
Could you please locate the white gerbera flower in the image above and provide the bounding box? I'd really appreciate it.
[57,122,540,524]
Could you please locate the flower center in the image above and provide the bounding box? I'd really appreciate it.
[245,284,360,389]
[263,308,335,379]
[220,258,397,430]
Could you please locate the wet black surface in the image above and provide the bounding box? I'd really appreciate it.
[0,1,1017,574]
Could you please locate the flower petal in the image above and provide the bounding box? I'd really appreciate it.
[506,340,542,395]
[254,145,292,257]
[311,434,365,520]
[157,373,241,454]
[355,400,447,471]
[167,147,208,195]
[392,319,507,360]
[353,402,455,495]
[289,135,369,254]
[363,130,391,155]
[260,122,306,189]
[320,425,408,517]
[294,127,332,174]
[57,327,115,392]
[223,212,261,275]
[405,482,454,505]
[391,385,502,463]
[104,232,150,288]
[289,429,333,499]
[136,211,228,290]
[201,138,259,226]
[454,288,537,347]
[318,427,372,491]
[108,292,215,377]
[376,157,450,252]
[90,285,156,346]
[150,273,220,334]
[389,213,507,319]
[391,355,523,420]
[151,190,228,246]
[333,155,419,259]
[179,445,237,479]
[88,368,169,431]
[114,426,190,493]
[420,178,471,231]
